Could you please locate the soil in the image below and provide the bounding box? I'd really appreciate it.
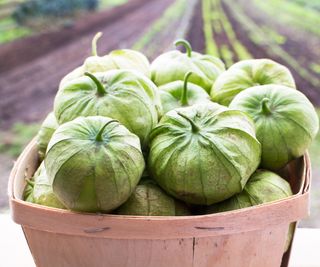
[0,0,173,130]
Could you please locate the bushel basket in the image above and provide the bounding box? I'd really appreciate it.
[9,139,311,267]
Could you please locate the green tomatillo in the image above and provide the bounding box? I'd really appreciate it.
[211,59,296,105]
[151,39,225,93]
[148,102,261,205]
[206,170,294,252]
[159,71,210,114]
[54,70,161,148]
[36,112,59,160]
[116,179,190,216]
[24,163,65,209]
[45,116,145,212]
[60,32,151,86]
[230,84,319,170]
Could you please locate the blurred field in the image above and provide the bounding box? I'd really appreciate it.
[0,0,319,226]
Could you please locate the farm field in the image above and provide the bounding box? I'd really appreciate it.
[0,0,129,44]
[0,0,320,227]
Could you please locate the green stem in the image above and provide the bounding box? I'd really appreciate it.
[84,72,106,96]
[177,112,200,133]
[261,98,272,115]
[181,72,193,106]
[174,39,192,57]
[92,32,102,56]
[95,120,118,142]
[26,179,34,187]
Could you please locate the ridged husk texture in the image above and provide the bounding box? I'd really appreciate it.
[60,49,151,86]
[116,179,190,216]
[230,84,319,170]
[151,50,225,93]
[211,59,296,105]
[159,80,210,114]
[45,116,145,212]
[36,112,59,160]
[24,163,65,209]
[148,102,261,205]
[54,70,161,148]
[206,170,293,252]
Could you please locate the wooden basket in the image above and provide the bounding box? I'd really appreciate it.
[9,140,311,267]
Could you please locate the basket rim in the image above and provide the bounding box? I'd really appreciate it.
[8,139,311,239]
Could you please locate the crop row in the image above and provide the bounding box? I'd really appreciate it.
[224,0,320,88]
[212,0,251,61]
[202,0,251,67]
[0,0,129,44]
[202,0,219,57]
[253,0,320,37]
[132,0,196,58]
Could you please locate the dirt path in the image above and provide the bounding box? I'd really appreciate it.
[0,0,173,129]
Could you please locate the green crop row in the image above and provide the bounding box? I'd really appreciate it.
[253,0,320,37]
[99,0,128,9]
[201,0,252,67]
[224,0,320,88]
[0,16,32,44]
[0,0,128,44]
[219,44,233,67]
[0,25,31,43]
[132,0,188,55]
[202,0,219,57]
[288,0,320,12]
[212,0,251,61]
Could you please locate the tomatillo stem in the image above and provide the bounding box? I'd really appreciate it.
[174,39,192,57]
[95,120,118,142]
[261,98,272,115]
[26,179,34,187]
[84,72,106,96]
[177,112,200,133]
[92,32,102,56]
[181,72,193,106]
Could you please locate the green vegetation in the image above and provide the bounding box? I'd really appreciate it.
[0,0,128,44]
[310,63,320,74]
[202,0,219,56]
[0,6,32,44]
[224,0,320,88]
[100,0,127,8]
[260,26,287,45]
[220,44,233,67]
[0,122,39,157]
[132,0,188,56]
[12,0,99,24]
[289,0,320,10]
[253,0,320,37]
[201,0,251,66]
[309,109,320,166]
[0,25,31,44]
[213,0,251,61]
